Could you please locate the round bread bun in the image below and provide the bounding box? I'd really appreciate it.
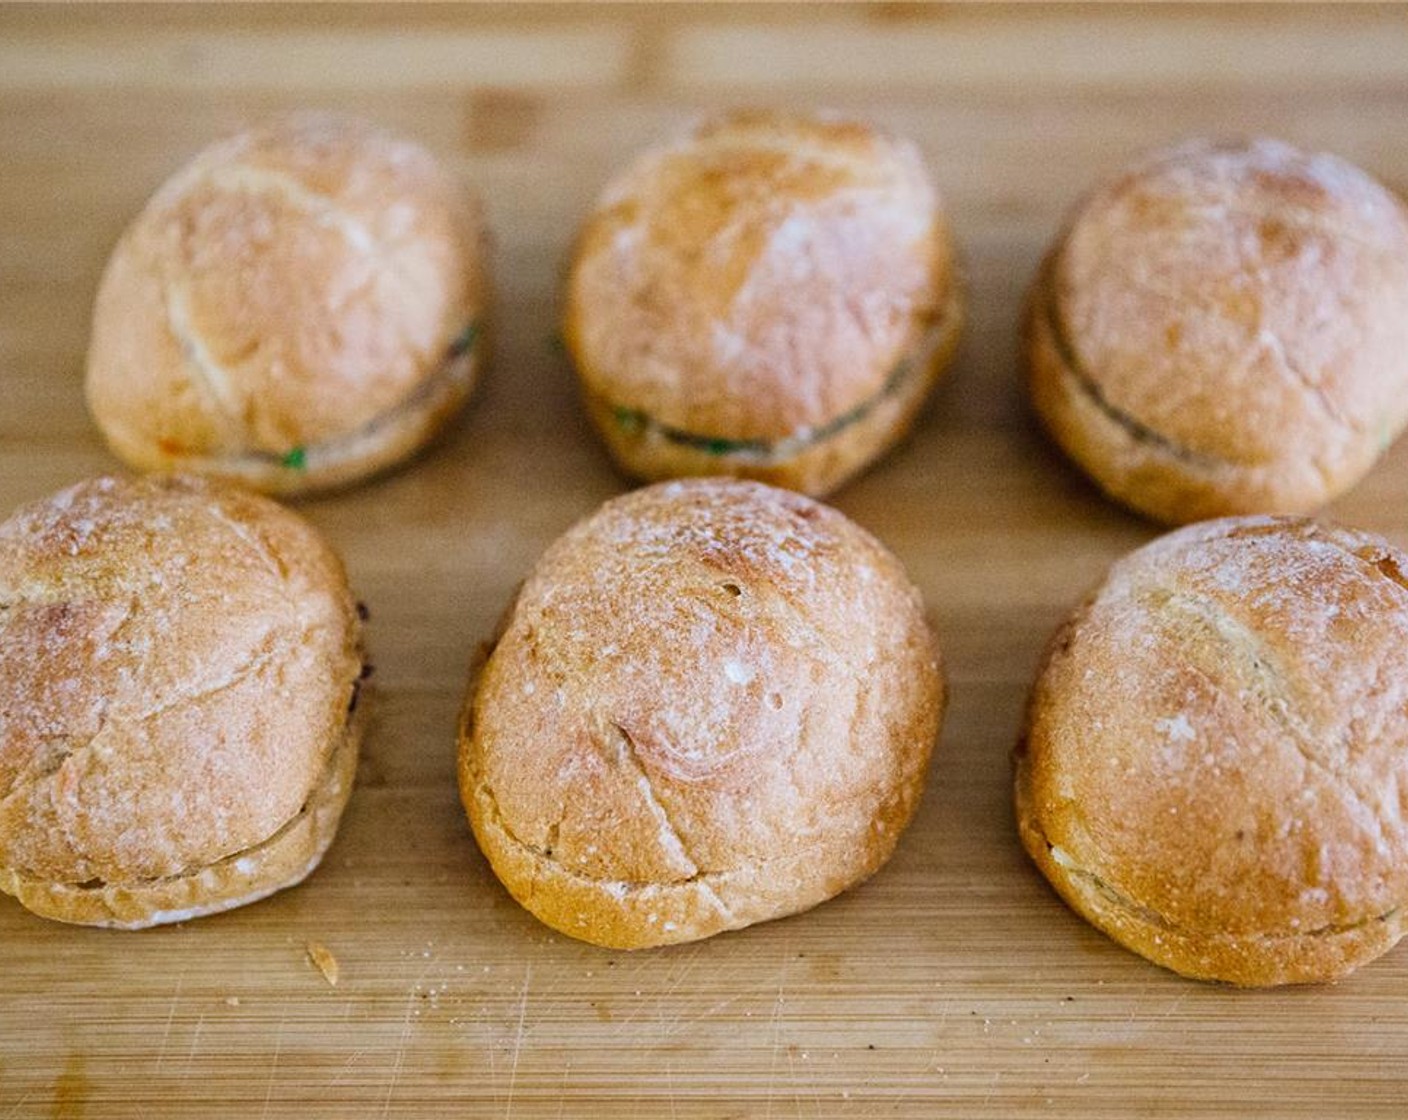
[1016,514,1408,985]
[1028,137,1408,524]
[563,109,964,498]
[0,474,364,928]
[86,111,490,496]
[459,478,944,949]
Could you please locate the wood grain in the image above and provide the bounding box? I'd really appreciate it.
[3,4,1408,1117]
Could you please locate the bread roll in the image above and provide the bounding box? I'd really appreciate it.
[460,478,944,948]
[1028,138,1408,523]
[0,474,364,927]
[1017,514,1408,985]
[86,111,490,495]
[564,109,963,497]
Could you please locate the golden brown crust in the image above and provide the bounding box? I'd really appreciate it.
[1028,137,1408,524]
[86,111,491,495]
[0,708,360,929]
[563,109,963,496]
[1016,515,1408,985]
[583,283,963,495]
[0,474,364,927]
[459,478,944,948]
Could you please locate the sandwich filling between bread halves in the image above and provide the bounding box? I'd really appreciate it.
[600,313,954,466]
[168,320,481,475]
[1042,278,1224,472]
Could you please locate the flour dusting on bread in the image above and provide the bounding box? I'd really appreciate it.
[0,474,363,928]
[461,478,944,948]
[1017,514,1408,985]
[1030,137,1408,523]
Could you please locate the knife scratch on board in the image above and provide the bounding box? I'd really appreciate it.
[765,946,791,1118]
[326,1046,370,1090]
[181,1014,206,1082]
[505,963,533,1120]
[153,966,186,1075]
[259,1014,286,1120]
[3,1094,34,1119]
[382,963,429,1117]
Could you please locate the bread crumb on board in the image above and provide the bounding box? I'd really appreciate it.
[306,941,340,987]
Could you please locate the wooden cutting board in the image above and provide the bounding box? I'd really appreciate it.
[3,5,1408,1116]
